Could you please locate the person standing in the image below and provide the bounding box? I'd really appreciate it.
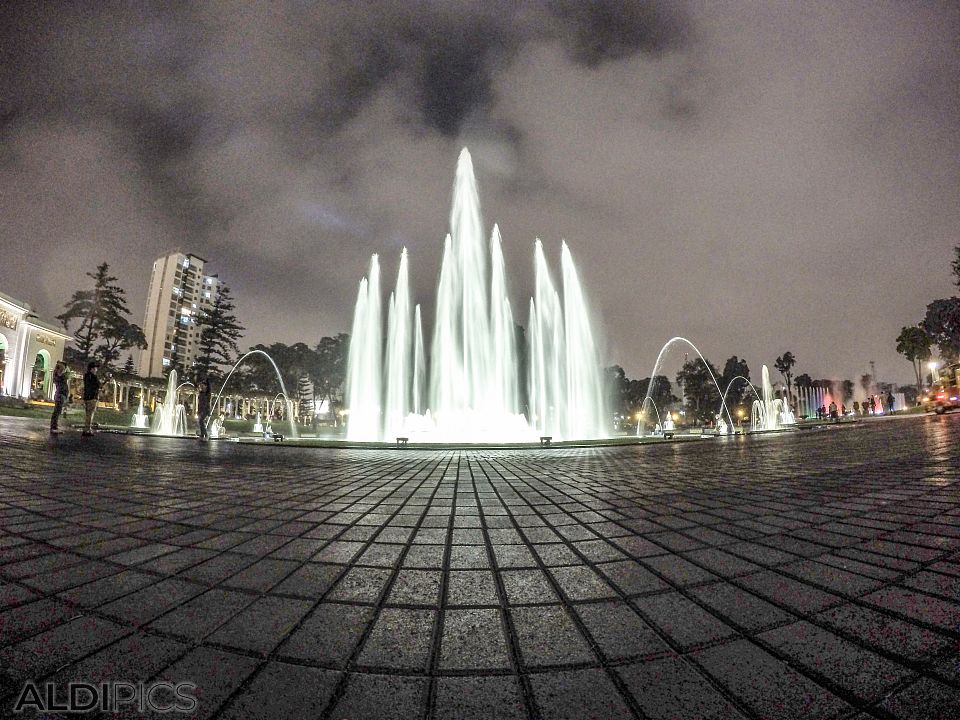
[82,361,101,436]
[886,391,895,413]
[196,379,212,441]
[828,400,838,422]
[49,361,69,433]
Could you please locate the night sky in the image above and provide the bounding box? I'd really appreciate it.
[1,1,958,385]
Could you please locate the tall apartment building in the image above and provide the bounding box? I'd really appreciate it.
[138,252,222,378]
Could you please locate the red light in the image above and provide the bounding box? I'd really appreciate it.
[937,393,946,400]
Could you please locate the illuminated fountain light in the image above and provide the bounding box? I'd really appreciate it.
[345,148,607,443]
[131,394,149,429]
[211,350,299,439]
[751,365,795,431]
[637,336,733,437]
[151,369,189,436]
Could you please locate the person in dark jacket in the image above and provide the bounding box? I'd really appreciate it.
[82,361,101,436]
[49,361,69,433]
[196,379,212,440]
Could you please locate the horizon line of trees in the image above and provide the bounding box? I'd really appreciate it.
[57,259,931,427]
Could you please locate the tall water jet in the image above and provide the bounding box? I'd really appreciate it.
[151,369,188,436]
[531,240,565,437]
[751,365,794,431]
[412,305,425,415]
[344,148,608,443]
[431,234,462,415]
[451,148,492,414]
[562,241,606,439]
[131,393,149,429]
[384,250,412,438]
[345,257,382,441]
[490,225,518,416]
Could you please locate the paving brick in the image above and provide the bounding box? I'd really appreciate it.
[814,602,953,661]
[433,676,526,720]
[2,414,960,719]
[328,672,427,720]
[633,592,738,650]
[759,620,914,702]
[511,606,594,667]
[688,582,794,633]
[148,588,256,641]
[694,639,852,719]
[278,602,374,666]
[219,662,340,720]
[357,608,435,671]
[617,656,745,720]
[530,668,634,720]
[206,596,313,655]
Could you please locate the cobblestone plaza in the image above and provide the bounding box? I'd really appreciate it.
[1,414,959,719]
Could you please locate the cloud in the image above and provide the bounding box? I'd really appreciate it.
[0,1,957,386]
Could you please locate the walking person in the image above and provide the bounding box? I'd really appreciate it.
[49,361,69,433]
[81,361,101,436]
[196,379,212,441]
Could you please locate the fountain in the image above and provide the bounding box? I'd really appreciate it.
[637,337,733,437]
[210,350,299,439]
[345,148,607,443]
[151,369,188,436]
[252,412,263,433]
[131,393,149,429]
[635,396,662,436]
[751,365,796,431]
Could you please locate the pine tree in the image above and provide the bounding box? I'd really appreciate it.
[194,285,244,380]
[56,262,147,367]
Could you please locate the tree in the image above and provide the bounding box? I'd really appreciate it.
[774,352,796,401]
[676,357,722,424]
[794,373,813,389]
[604,367,676,427]
[244,342,318,395]
[194,285,244,380]
[56,262,147,367]
[122,356,136,376]
[314,333,349,414]
[720,356,751,406]
[896,325,932,394]
[604,365,629,417]
[922,297,960,360]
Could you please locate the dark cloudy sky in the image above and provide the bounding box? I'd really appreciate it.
[2,0,958,385]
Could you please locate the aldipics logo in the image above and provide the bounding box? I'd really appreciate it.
[13,681,198,714]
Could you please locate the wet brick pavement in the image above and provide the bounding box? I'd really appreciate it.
[1,413,959,719]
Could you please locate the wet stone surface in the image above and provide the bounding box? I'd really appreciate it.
[0,413,959,718]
